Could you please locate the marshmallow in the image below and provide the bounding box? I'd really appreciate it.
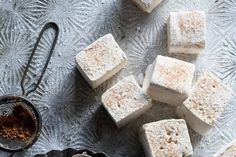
[132,0,164,13]
[214,140,236,157]
[143,55,195,106]
[102,76,152,128]
[176,73,233,136]
[168,11,206,54]
[139,119,193,157]
[76,34,127,89]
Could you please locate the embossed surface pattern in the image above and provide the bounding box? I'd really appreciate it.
[0,0,236,156]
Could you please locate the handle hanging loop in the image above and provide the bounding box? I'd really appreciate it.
[21,22,59,96]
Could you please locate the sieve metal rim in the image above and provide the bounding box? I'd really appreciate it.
[0,96,42,152]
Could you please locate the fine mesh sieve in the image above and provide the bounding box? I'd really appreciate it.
[0,22,59,152]
[0,96,41,152]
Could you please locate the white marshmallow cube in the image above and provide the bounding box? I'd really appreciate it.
[214,140,236,157]
[168,11,206,54]
[102,76,152,128]
[143,55,195,106]
[132,0,164,13]
[139,119,193,157]
[176,73,233,136]
[76,34,127,89]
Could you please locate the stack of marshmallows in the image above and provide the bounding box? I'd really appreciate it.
[75,1,235,157]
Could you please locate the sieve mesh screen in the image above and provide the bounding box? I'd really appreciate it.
[0,97,40,151]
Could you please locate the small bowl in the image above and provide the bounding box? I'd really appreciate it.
[0,96,42,152]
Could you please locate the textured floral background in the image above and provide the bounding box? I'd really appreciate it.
[0,0,236,156]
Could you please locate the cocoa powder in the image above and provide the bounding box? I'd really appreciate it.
[0,105,36,141]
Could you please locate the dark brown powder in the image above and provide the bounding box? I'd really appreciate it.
[0,105,36,141]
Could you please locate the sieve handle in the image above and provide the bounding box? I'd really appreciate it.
[21,22,59,96]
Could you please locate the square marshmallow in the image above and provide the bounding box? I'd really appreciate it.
[143,55,195,106]
[102,75,152,128]
[132,0,164,13]
[76,34,127,89]
[176,73,233,136]
[168,11,206,54]
[140,119,193,157]
[214,140,236,157]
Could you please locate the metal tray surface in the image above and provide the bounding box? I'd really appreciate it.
[0,0,236,156]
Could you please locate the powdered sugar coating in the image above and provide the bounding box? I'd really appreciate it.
[76,34,127,88]
[140,119,193,157]
[143,55,195,106]
[102,76,152,127]
[168,11,206,54]
[184,73,232,126]
[176,73,234,136]
[152,56,195,94]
